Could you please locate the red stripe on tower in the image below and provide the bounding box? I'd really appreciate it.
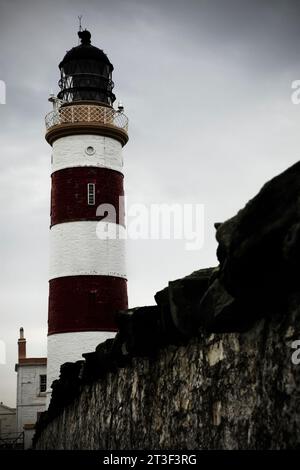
[51,167,125,226]
[48,276,128,334]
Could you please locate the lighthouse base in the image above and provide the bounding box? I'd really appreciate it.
[46,330,116,407]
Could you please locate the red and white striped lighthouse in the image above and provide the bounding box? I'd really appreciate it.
[45,29,128,405]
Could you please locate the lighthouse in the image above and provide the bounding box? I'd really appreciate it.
[45,29,128,405]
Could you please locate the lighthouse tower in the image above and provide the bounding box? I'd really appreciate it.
[45,29,128,405]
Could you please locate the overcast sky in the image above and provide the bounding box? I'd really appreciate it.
[1,0,300,406]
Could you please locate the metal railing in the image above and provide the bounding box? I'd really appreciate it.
[0,432,24,449]
[45,104,128,132]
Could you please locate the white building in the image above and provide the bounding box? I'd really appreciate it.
[15,328,47,449]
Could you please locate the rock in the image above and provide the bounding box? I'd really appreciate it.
[283,222,300,272]
[154,268,218,339]
[168,268,217,336]
[48,360,84,415]
[197,278,259,332]
[216,161,300,302]
[81,339,118,382]
[154,286,182,344]
[117,306,162,356]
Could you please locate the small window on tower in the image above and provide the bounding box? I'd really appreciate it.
[87,183,95,205]
[85,146,95,156]
[40,375,47,393]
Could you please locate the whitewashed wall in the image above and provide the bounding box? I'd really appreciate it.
[16,364,47,449]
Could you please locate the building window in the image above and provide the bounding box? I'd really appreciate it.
[39,375,47,393]
[87,183,95,205]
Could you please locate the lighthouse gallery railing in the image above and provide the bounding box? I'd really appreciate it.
[45,104,128,132]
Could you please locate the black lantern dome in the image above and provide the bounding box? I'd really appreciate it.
[57,30,116,105]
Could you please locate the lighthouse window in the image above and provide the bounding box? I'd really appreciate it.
[87,183,96,205]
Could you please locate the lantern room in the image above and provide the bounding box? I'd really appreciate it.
[57,30,116,106]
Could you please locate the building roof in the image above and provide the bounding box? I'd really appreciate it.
[15,357,47,371]
[0,403,16,413]
[18,357,47,364]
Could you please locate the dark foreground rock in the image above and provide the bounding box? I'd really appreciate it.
[216,161,300,301]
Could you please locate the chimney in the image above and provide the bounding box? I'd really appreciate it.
[18,327,26,360]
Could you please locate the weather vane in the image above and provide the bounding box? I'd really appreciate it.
[78,15,83,32]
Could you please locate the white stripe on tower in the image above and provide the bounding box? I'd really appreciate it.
[49,221,126,280]
[51,135,124,174]
[47,332,116,402]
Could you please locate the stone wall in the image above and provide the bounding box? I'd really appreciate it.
[34,162,300,450]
